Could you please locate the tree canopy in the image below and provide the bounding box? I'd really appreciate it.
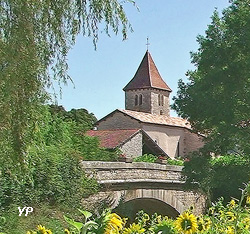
[172,0,250,155]
[0,0,134,165]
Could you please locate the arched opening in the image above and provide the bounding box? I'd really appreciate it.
[161,94,164,106]
[158,94,161,106]
[139,94,143,105]
[135,95,138,106]
[114,198,179,223]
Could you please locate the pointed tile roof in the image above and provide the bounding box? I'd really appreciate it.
[123,51,172,92]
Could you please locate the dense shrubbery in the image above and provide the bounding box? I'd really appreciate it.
[0,105,119,233]
[0,105,115,209]
[183,154,250,203]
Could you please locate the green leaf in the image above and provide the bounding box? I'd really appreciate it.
[78,209,93,220]
[64,215,83,233]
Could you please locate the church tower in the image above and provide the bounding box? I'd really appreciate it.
[123,51,172,116]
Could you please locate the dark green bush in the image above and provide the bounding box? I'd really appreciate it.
[183,153,250,203]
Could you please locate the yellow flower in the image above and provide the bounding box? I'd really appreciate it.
[64,229,71,234]
[203,217,212,231]
[37,225,47,234]
[226,211,236,222]
[196,216,211,232]
[246,196,250,205]
[242,217,250,229]
[104,213,125,234]
[175,212,198,234]
[122,223,145,234]
[225,226,235,234]
[229,199,236,208]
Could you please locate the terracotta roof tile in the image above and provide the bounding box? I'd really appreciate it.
[119,109,191,129]
[123,51,172,92]
[86,129,140,149]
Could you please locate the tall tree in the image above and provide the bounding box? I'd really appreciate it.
[49,105,97,130]
[0,0,134,166]
[172,0,250,155]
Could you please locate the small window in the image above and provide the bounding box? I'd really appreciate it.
[158,94,161,106]
[139,94,143,105]
[135,95,138,106]
[158,94,164,106]
[160,110,163,115]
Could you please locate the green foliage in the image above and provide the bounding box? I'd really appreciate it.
[183,154,250,203]
[0,0,134,165]
[64,209,98,234]
[0,216,6,234]
[49,105,97,131]
[172,0,250,155]
[64,209,125,234]
[167,158,184,166]
[133,154,158,163]
[0,106,101,209]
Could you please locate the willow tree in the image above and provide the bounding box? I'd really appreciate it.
[0,0,133,166]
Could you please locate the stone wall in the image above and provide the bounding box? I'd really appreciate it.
[125,89,152,113]
[96,111,141,130]
[119,131,142,158]
[81,161,183,184]
[150,89,170,116]
[125,89,151,113]
[81,161,206,215]
[125,88,171,116]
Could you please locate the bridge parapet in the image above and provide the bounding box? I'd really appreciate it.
[81,161,184,187]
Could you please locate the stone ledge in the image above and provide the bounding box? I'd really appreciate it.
[80,161,183,172]
[98,179,185,184]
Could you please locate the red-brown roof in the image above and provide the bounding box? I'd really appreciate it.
[123,51,172,92]
[86,129,140,149]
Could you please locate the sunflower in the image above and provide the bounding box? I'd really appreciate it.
[104,213,125,234]
[122,223,145,234]
[174,212,198,234]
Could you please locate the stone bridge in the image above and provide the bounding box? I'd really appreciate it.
[81,161,206,218]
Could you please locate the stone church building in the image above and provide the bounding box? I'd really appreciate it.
[87,51,204,159]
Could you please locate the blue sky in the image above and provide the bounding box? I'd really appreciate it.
[55,0,230,119]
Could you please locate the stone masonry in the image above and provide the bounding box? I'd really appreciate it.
[81,161,206,216]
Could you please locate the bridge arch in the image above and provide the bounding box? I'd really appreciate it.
[115,197,179,220]
[81,161,206,216]
[122,188,185,215]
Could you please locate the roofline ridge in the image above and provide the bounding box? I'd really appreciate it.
[147,51,153,87]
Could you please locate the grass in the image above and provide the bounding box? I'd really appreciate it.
[1,203,80,234]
